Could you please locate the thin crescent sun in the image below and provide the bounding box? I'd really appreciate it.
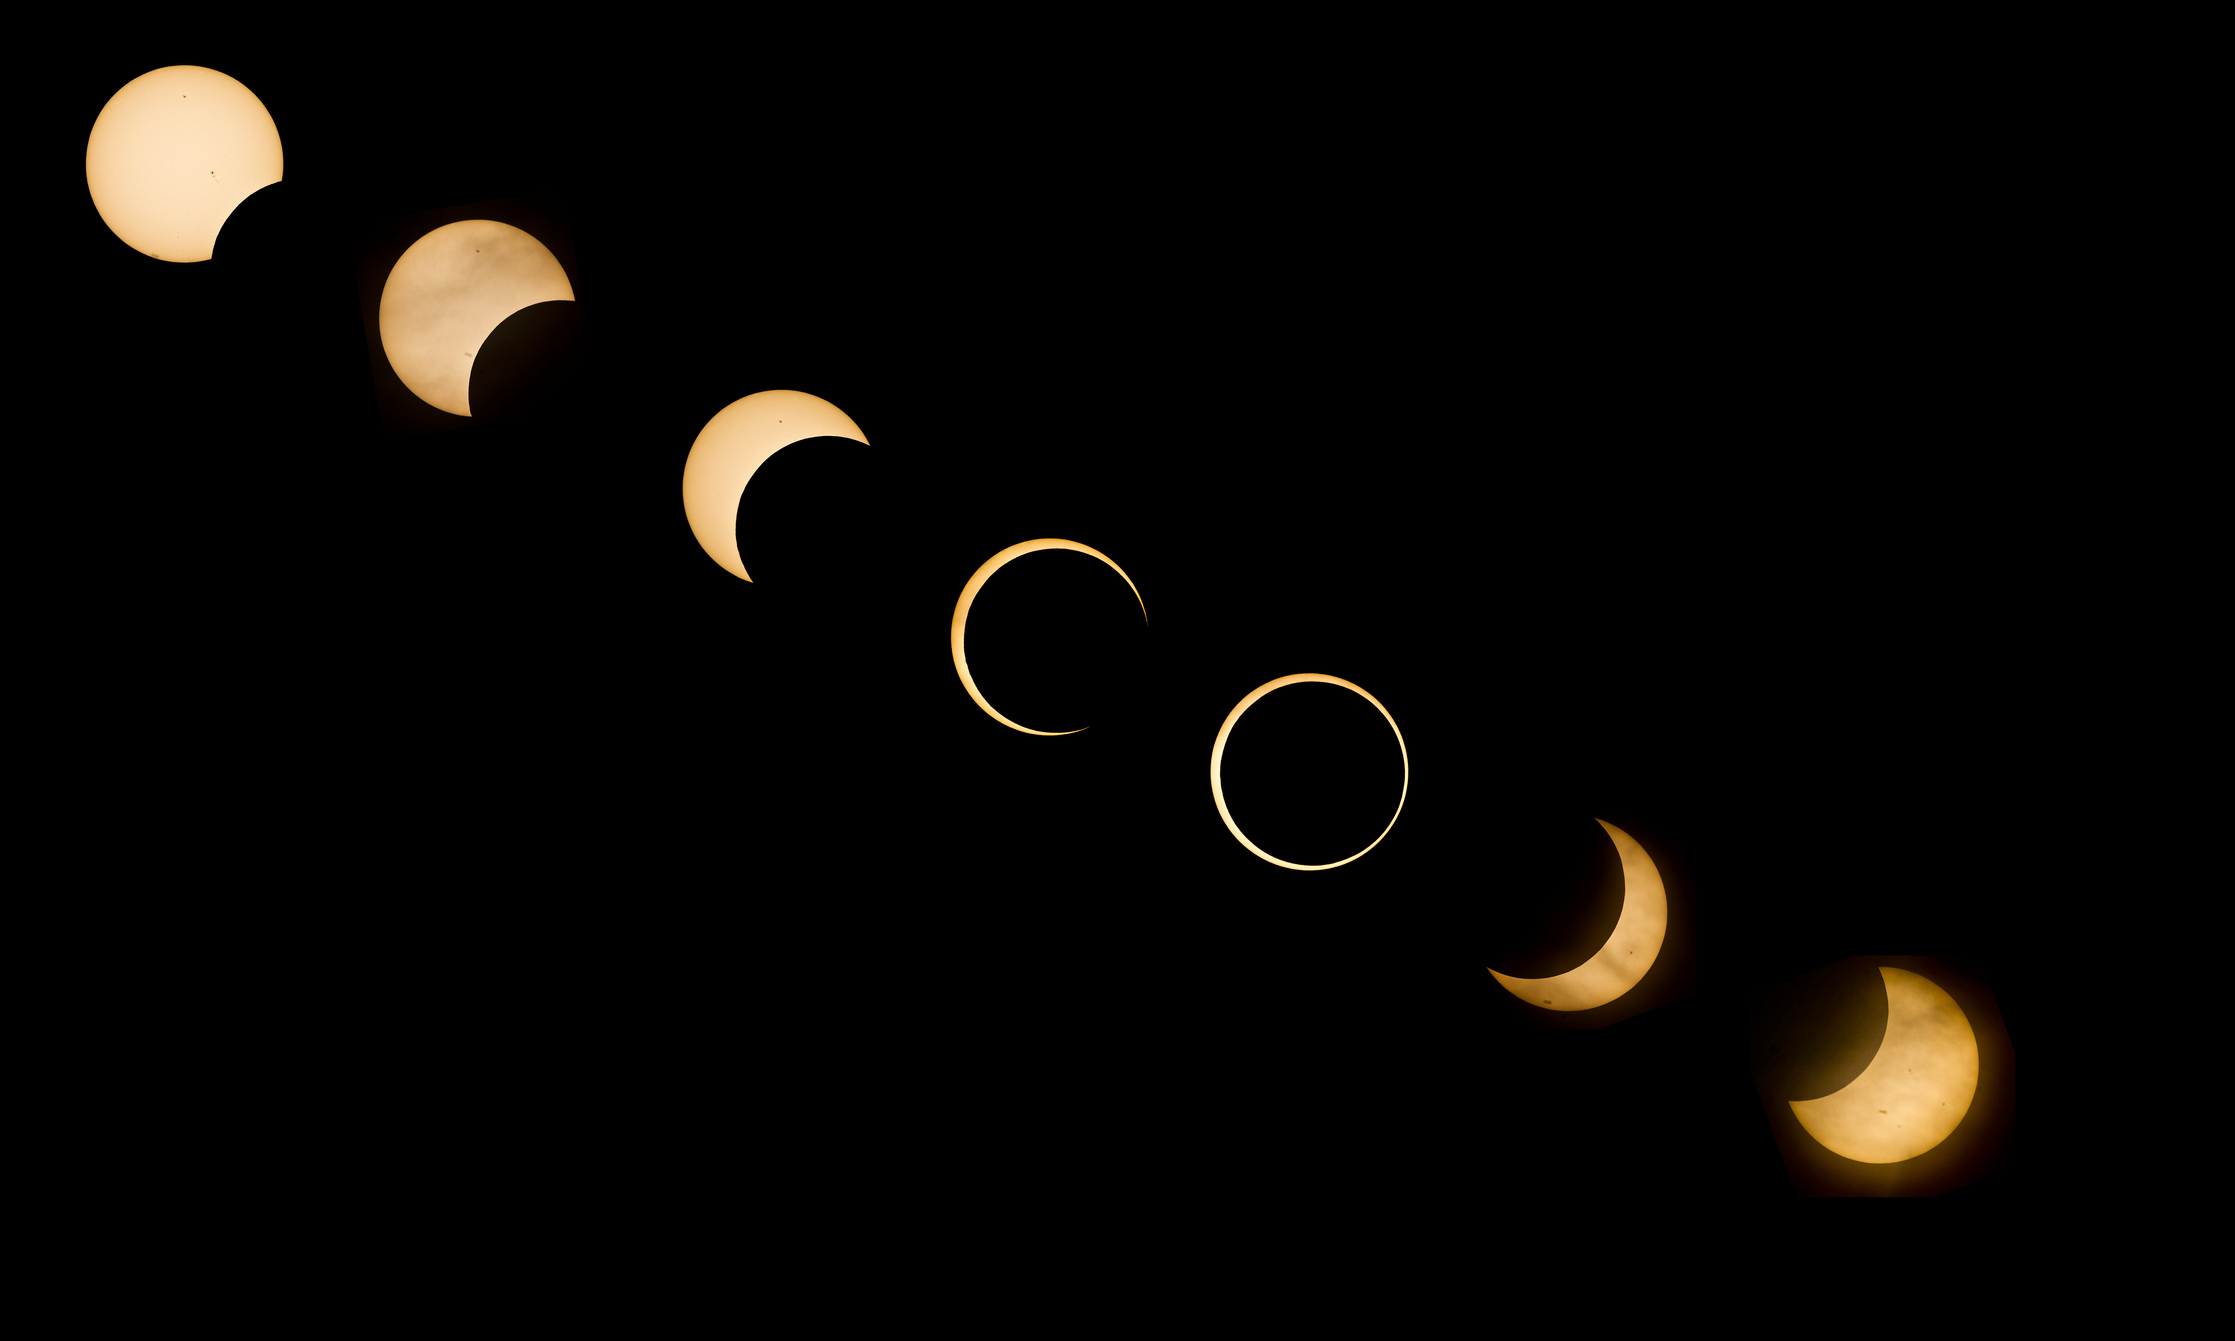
[1487,819,1669,1011]
[950,538,1148,736]
[1208,673,1409,871]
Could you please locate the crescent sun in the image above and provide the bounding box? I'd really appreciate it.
[1788,967,1980,1164]
[680,390,870,582]
[1208,673,1409,871]
[1488,819,1669,1011]
[950,539,1147,735]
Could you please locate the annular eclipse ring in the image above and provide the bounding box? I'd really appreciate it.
[1209,672,1408,871]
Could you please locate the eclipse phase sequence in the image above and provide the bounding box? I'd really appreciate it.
[1486,819,1669,1011]
[682,390,870,583]
[1789,967,1979,1164]
[86,66,283,263]
[378,220,576,418]
[1209,673,1408,871]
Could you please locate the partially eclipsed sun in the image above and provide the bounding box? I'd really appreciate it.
[378,220,575,417]
[1789,967,1979,1164]
[680,390,870,582]
[86,66,283,263]
[1487,819,1669,1011]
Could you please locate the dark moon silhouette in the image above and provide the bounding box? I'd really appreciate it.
[1477,812,1626,978]
[725,437,946,729]
[731,436,913,600]
[210,179,339,409]
[213,181,303,273]
[469,299,587,423]
[1748,957,1893,1102]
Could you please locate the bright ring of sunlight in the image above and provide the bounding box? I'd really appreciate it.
[950,538,1147,736]
[1208,673,1409,871]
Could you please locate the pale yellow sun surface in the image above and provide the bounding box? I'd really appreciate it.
[86,66,284,262]
[1208,673,1408,871]
[679,391,871,582]
[949,539,1149,736]
[377,220,575,418]
[1788,967,1980,1164]
[1487,819,1670,1011]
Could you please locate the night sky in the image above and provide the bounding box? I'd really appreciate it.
[43,27,2028,1227]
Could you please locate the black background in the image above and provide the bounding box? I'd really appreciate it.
[38,23,2033,1241]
